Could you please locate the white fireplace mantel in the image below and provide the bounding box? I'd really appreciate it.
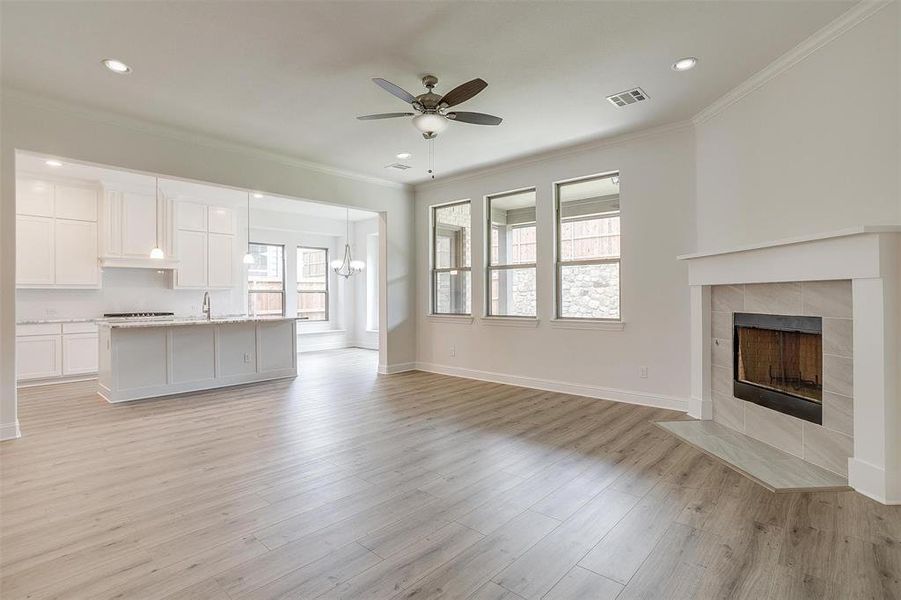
[679,226,901,505]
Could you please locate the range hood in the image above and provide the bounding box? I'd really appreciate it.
[98,256,180,270]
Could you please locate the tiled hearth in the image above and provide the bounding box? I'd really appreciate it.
[710,281,853,476]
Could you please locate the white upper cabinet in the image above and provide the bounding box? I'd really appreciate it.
[16,178,54,217]
[174,200,236,289]
[55,184,98,221]
[176,202,207,232]
[16,177,101,288]
[16,215,55,286]
[208,206,235,235]
[207,233,234,288]
[175,229,208,288]
[55,220,100,286]
[120,192,158,257]
[99,186,177,269]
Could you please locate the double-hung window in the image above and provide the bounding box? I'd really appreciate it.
[431,201,471,315]
[247,242,285,316]
[555,173,621,320]
[297,246,328,321]
[487,189,537,317]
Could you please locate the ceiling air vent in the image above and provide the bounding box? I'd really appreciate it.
[385,163,412,171]
[606,87,648,107]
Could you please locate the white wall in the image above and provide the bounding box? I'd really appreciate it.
[0,92,414,438]
[694,3,900,252]
[352,217,380,350]
[414,125,696,409]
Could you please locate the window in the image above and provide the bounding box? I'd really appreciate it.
[297,247,328,321]
[487,189,537,317]
[555,173,621,320]
[431,201,471,315]
[247,243,285,316]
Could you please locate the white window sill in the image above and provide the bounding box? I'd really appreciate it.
[480,316,539,328]
[549,319,625,331]
[365,328,379,334]
[426,314,474,324]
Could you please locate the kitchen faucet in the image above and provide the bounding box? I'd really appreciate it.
[202,291,211,320]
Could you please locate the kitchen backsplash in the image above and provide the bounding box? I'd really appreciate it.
[16,268,244,321]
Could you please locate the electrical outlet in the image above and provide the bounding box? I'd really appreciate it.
[243,353,251,363]
[450,345,456,357]
[639,366,649,379]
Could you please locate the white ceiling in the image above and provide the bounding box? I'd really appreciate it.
[2,1,853,184]
[16,151,377,221]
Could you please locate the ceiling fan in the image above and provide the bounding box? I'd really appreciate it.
[357,75,503,138]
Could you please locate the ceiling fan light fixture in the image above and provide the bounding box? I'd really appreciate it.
[412,113,448,135]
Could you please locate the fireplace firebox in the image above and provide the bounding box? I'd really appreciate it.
[733,313,823,424]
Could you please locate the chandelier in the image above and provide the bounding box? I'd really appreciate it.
[331,207,364,278]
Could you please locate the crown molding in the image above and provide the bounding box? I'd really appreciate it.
[414,120,693,192]
[1,88,409,190]
[692,0,892,126]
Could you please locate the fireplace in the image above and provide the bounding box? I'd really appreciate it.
[733,313,823,424]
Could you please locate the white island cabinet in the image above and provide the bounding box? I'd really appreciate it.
[97,317,297,403]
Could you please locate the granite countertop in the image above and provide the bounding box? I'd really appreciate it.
[99,315,298,329]
[17,317,100,325]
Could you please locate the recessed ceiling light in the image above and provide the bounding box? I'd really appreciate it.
[253,193,263,199]
[102,58,132,74]
[672,57,698,72]
[396,152,412,160]
[45,159,63,167]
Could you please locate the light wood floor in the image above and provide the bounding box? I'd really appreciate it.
[1,349,898,600]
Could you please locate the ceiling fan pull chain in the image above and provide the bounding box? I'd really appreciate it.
[428,137,436,179]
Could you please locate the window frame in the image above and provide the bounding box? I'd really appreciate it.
[430,199,472,316]
[485,187,538,319]
[296,245,329,322]
[247,242,286,317]
[554,171,622,322]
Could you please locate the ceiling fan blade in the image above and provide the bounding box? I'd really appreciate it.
[357,112,415,120]
[372,78,416,104]
[439,78,488,108]
[446,111,503,126]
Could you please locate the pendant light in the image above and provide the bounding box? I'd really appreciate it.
[149,177,165,259]
[331,207,364,278]
[242,191,254,265]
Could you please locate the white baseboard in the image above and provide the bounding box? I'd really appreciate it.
[17,374,98,388]
[849,457,901,505]
[378,362,416,375]
[413,362,689,412]
[350,340,379,350]
[0,420,21,441]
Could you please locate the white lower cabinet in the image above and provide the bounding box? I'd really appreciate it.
[62,333,100,375]
[16,322,99,383]
[16,335,62,380]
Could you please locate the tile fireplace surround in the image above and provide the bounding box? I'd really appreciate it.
[680,226,901,505]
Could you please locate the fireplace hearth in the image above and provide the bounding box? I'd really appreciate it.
[733,312,823,424]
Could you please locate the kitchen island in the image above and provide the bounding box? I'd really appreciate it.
[97,316,297,402]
